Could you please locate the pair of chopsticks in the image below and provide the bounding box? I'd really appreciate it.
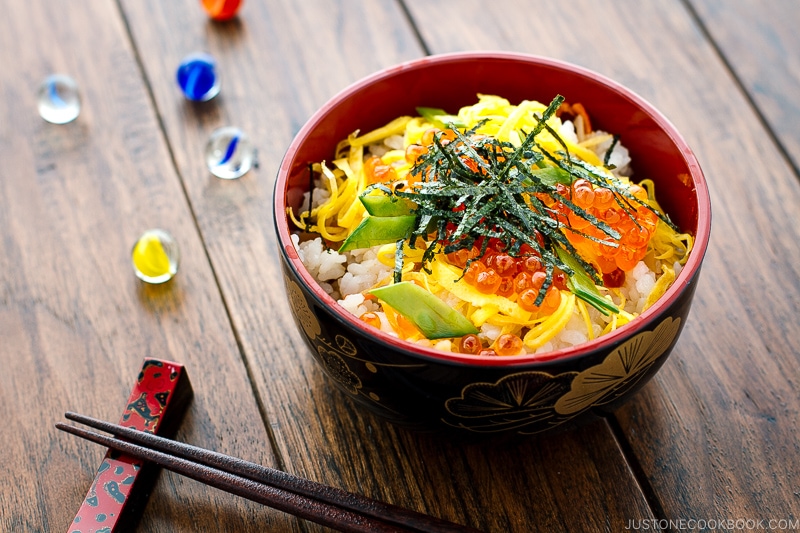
[57,413,483,533]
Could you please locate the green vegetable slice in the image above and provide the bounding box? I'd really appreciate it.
[360,193,417,217]
[369,282,478,339]
[526,166,572,187]
[416,107,466,129]
[555,247,620,316]
[338,215,416,252]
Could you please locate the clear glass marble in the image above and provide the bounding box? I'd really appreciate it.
[204,127,255,179]
[37,74,81,124]
[176,53,220,102]
[131,229,180,284]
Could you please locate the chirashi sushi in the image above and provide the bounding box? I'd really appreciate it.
[288,94,693,357]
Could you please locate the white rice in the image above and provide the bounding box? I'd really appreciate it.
[338,247,393,298]
[292,235,347,285]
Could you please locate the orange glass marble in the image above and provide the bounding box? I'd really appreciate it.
[201,0,242,20]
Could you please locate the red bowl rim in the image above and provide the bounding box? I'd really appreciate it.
[275,51,711,368]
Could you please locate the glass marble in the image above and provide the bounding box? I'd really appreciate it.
[176,53,220,102]
[201,0,242,20]
[131,229,180,284]
[37,74,81,124]
[204,127,255,179]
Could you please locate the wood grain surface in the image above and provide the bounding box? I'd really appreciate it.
[691,0,800,173]
[1,0,798,532]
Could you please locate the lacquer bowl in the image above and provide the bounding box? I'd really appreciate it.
[273,52,711,437]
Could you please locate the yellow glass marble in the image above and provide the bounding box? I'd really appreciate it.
[131,229,180,284]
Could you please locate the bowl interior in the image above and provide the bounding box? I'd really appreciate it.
[276,52,710,364]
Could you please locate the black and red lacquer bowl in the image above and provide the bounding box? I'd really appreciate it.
[273,52,711,437]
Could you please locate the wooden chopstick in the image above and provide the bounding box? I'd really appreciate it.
[58,412,483,533]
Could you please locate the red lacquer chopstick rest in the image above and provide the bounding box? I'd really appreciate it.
[68,358,192,532]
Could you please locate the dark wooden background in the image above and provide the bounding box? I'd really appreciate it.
[1,1,798,531]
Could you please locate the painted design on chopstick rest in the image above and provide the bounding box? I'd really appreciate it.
[287,279,322,340]
[554,316,681,415]
[104,480,126,504]
[70,457,138,532]
[154,391,169,407]
[123,359,183,432]
[442,371,578,434]
[71,359,189,533]
[125,393,161,430]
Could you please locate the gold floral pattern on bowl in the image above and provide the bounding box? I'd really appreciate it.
[442,316,682,434]
[316,336,362,395]
[555,316,681,415]
[287,279,321,340]
[443,371,578,434]
[286,277,426,416]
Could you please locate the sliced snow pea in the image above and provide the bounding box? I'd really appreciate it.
[360,194,417,217]
[338,215,416,252]
[416,107,466,129]
[369,282,478,339]
[555,247,620,315]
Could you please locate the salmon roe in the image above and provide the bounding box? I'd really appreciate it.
[394,313,420,338]
[475,269,502,294]
[561,181,658,274]
[364,155,397,184]
[443,240,563,316]
[519,285,561,314]
[359,312,382,329]
[421,128,456,146]
[459,334,482,354]
[405,144,427,165]
[494,334,523,356]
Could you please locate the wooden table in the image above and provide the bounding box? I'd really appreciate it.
[2,1,799,531]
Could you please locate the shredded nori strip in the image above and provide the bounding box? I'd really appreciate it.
[394,238,404,284]
[604,134,620,168]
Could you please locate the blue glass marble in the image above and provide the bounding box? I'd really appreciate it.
[37,74,81,124]
[176,53,220,102]
[204,127,255,179]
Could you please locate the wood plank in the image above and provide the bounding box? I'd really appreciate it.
[0,1,298,531]
[689,0,800,173]
[118,0,657,530]
[406,0,800,521]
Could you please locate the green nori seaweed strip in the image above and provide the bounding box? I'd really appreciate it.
[394,238,404,284]
[604,134,620,168]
